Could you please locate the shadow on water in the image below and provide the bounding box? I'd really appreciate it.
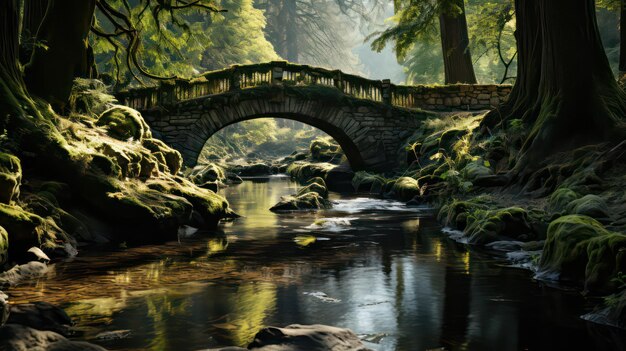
[5,176,626,350]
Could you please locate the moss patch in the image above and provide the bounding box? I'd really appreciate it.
[538,215,626,292]
[96,105,151,142]
[0,153,21,205]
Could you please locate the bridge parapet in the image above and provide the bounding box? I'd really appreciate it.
[116,61,511,111]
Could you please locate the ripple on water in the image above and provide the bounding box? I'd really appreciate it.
[331,197,431,214]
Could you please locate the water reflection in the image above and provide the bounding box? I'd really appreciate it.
[4,177,625,350]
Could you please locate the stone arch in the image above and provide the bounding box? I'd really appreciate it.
[188,112,366,170]
[142,86,427,172]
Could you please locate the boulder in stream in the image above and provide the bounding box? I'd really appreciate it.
[205,324,372,351]
[0,324,107,351]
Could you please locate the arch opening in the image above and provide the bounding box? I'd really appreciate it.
[195,115,364,171]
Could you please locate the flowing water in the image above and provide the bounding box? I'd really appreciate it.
[5,176,626,350]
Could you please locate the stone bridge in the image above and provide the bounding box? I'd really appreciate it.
[117,62,511,171]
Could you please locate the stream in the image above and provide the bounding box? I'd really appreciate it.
[5,176,625,350]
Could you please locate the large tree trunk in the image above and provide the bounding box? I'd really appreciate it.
[24,0,96,109]
[491,0,626,173]
[438,0,476,84]
[20,0,48,64]
[518,0,626,168]
[482,0,542,127]
[619,0,626,75]
[1,0,28,127]
[283,0,298,62]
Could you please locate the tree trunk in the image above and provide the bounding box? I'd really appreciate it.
[482,0,542,127]
[509,0,626,170]
[20,0,48,64]
[619,0,626,75]
[24,0,96,109]
[0,0,27,127]
[438,0,476,84]
[284,0,298,62]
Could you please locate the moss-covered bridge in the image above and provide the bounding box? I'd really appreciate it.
[117,62,510,171]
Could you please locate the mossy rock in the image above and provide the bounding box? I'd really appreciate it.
[237,163,271,176]
[310,137,343,163]
[0,204,59,258]
[464,207,535,245]
[287,162,335,183]
[270,192,331,212]
[461,161,493,181]
[305,177,327,188]
[548,188,580,213]
[142,138,182,175]
[352,171,386,194]
[0,153,21,205]
[96,106,151,142]
[438,198,491,230]
[0,226,7,266]
[585,233,626,291]
[538,215,615,289]
[146,177,230,230]
[189,163,226,184]
[297,181,328,198]
[566,194,610,220]
[389,177,420,201]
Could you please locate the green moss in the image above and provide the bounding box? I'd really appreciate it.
[142,138,182,175]
[437,197,492,230]
[0,203,60,257]
[464,207,535,245]
[538,215,625,291]
[0,152,21,204]
[352,171,386,193]
[189,163,226,184]
[390,177,420,201]
[567,194,610,219]
[0,226,7,266]
[461,161,493,181]
[297,181,328,198]
[147,177,230,229]
[548,188,581,213]
[309,137,343,163]
[270,192,331,212]
[287,162,335,183]
[96,106,152,142]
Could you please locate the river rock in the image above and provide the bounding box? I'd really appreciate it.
[249,324,372,351]
[0,291,8,327]
[6,302,73,336]
[325,165,354,193]
[0,261,48,286]
[237,163,271,177]
[0,324,107,351]
[270,193,331,212]
[204,324,371,351]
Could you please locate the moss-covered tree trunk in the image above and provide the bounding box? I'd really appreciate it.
[438,0,477,84]
[483,0,542,127]
[619,0,626,75]
[20,0,48,64]
[486,0,626,172]
[24,0,96,109]
[517,0,626,168]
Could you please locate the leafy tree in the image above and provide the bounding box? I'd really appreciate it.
[370,0,477,84]
[93,0,279,87]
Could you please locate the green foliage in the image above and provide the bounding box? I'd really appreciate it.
[68,78,117,116]
[369,0,517,84]
[93,0,279,87]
